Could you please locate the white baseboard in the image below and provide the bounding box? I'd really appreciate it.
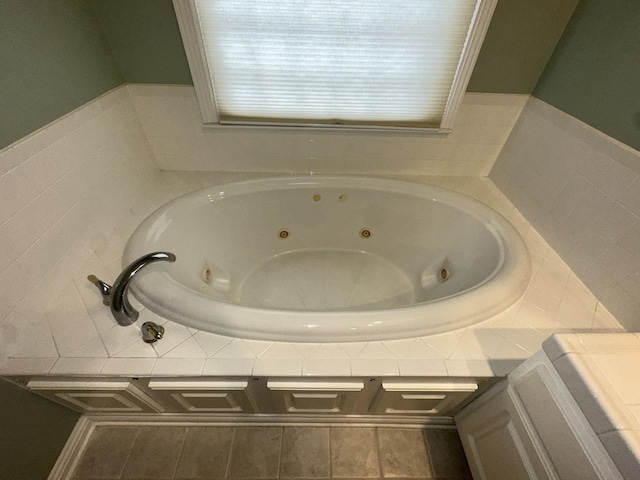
[83,412,456,428]
[47,416,96,480]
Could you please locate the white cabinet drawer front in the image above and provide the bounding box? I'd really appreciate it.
[267,381,364,414]
[27,380,164,413]
[147,380,256,413]
[371,380,478,415]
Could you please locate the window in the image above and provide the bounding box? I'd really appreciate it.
[174,0,496,131]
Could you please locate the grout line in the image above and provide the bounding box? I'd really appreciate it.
[589,299,600,329]
[225,426,237,479]
[374,426,385,479]
[171,425,189,478]
[422,428,436,479]
[328,426,333,478]
[277,425,284,479]
[119,425,141,478]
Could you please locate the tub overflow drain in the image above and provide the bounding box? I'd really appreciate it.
[278,229,289,239]
[360,228,371,239]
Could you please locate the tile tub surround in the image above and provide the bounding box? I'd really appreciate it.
[490,96,640,331]
[542,333,640,479]
[0,85,160,367]
[127,84,528,176]
[71,424,471,479]
[0,83,624,380]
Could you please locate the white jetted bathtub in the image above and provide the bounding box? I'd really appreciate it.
[125,176,531,342]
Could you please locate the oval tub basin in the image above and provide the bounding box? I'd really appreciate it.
[124,176,531,342]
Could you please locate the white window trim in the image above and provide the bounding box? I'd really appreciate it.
[173,0,497,133]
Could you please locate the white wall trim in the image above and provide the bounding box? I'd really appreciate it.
[172,0,497,133]
[172,0,220,123]
[441,0,498,130]
[47,416,95,480]
[82,412,456,428]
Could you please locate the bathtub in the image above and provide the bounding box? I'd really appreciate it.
[124,176,531,342]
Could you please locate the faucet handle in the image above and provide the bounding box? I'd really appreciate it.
[87,275,112,306]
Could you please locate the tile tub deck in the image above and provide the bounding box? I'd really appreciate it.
[0,173,623,380]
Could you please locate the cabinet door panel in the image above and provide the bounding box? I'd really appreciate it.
[514,366,614,480]
[470,411,538,480]
[456,388,555,480]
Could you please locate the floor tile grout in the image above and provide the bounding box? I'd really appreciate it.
[224,426,237,479]
[422,428,435,479]
[329,427,333,478]
[276,426,284,479]
[170,426,189,479]
[374,427,385,479]
[119,426,139,479]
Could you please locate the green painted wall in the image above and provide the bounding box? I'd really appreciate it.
[467,0,578,93]
[90,0,192,85]
[15,0,638,155]
[534,0,640,151]
[0,0,123,150]
[0,0,585,149]
[0,378,79,480]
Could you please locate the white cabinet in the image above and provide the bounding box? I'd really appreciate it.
[512,366,615,480]
[147,380,257,413]
[267,380,365,414]
[21,376,482,417]
[370,380,478,416]
[26,380,164,413]
[455,352,623,480]
[454,385,553,479]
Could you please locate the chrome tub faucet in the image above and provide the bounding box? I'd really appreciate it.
[88,252,176,328]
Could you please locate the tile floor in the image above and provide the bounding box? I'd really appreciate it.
[71,424,472,479]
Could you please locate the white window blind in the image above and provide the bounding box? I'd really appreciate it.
[176,0,495,130]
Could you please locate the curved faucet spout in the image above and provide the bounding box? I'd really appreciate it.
[110,252,176,326]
